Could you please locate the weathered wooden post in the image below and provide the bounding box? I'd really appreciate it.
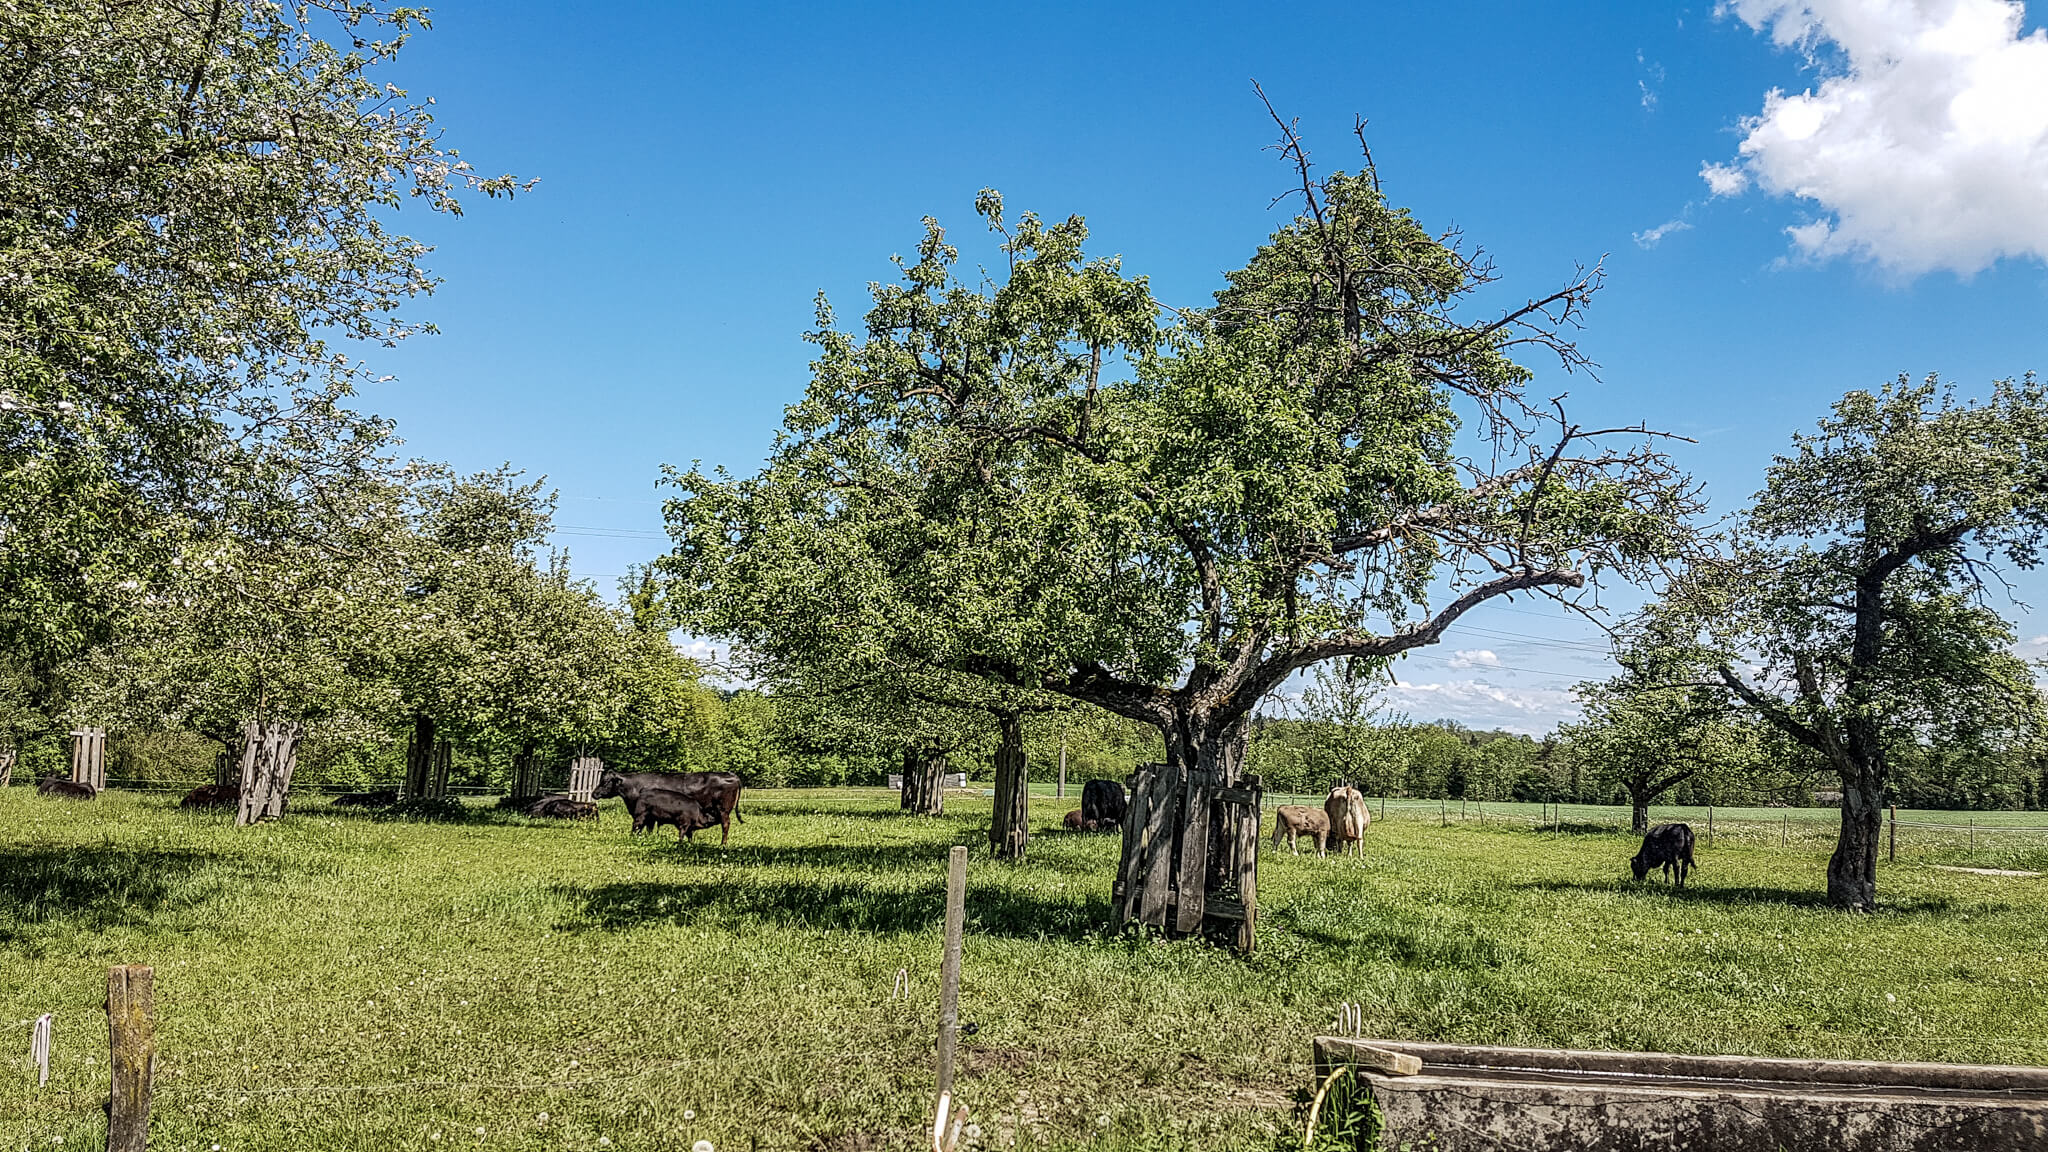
[936,845,966,1095]
[402,715,435,799]
[1888,805,1898,863]
[1707,806,1715,847]
[106,964,154,1152]
[430,740,452,798]
[0,742,14,788]
[70,727,107,792]
[989,714,1029,861]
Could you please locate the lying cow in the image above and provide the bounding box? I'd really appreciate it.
[1063,808,1101,832]
[37,777,95,800]
[1324,785,1369,858]
[1632,823,1696,888]
[179,783,238,809]
[1271,804,1330,856]
[524,794,598,820]
[1081,778,1127,829]
[593,769,745,844]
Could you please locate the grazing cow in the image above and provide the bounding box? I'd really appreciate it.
[524,794,597,820]
[592,769,745,844]
[1063,808,1101,832]
[179,783,238,809]
[1081,779,1127,829]
[1271,804,1330,856]
[333,788,399,808]
[1631,823,1697,888]
[37,777,95,800]
[637,792,721,843]
[1324,785,1370,858]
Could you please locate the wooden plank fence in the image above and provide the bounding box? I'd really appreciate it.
[69,727,107,792]
[1112,762,1263,953]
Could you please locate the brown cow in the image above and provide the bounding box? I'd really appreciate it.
[1063,808,1102,832]
[1271,805,1330,856]
[1324,785,1370,858]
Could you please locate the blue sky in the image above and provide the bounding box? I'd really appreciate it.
[359,1,2048,732]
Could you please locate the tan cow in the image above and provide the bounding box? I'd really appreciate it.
[1324,785,1370,857]
[1271,804,1330,855]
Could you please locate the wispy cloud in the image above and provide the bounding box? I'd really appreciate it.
[1633,218,1694,248]
[1385,678,1580,735]
[1447,649,1502,669]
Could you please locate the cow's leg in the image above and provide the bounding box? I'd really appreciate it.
[719,806,730,845]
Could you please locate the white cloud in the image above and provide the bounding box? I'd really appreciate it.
[1633,218,1695,247]
[1446,649,1502,669]
[1711,0,2048,275]
[2015,633,2048,657]
[1700,161,1751,196]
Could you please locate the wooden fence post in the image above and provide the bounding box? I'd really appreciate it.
[936,845,967,1103]
[1970,817,1976,858]
[1781,812,1788,848]
[1889,805,1898,863]
[106,965,154,1152]
[1707,806,1715,848]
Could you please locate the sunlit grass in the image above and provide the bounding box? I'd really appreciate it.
[3,787,2045,1150]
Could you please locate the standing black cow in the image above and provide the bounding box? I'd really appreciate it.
[591,769,745,844]
[1631,823,1697,888]
[1081,779,1127,830]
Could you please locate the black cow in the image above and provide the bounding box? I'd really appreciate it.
[1631,823,1697,888]
[637,792,722,844]
[1081,779,1127,830]
[37,777,95,800]
[524,794,597,820]
[179,783,238,809]
[591,769,745,844]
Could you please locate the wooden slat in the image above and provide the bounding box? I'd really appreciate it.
[1314,1036,1425,1078]
[1136,765,1179,929]
[1174,767,1215,934]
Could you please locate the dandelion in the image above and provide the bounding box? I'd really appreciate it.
[598,1139,611,1147]
[1886,993,1897,1003]
[692,1143,714,1152]
[683,1109,696,1121]
[473,1128,485,1137]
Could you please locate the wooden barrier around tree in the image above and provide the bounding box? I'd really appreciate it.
[69,727,107,791]
[567,753,602,802]
[235,719,302,825]
[1112,762,1263,953]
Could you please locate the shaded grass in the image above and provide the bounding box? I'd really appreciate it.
[2,787,2046,1150]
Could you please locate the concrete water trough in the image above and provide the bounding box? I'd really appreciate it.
[1313,1036,2048,1151]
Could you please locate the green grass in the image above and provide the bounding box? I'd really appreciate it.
[3,787,2046,1151]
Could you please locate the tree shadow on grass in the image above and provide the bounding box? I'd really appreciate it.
[0,845,260,941]
[1516,878,1958,915]
[552,876,1112,941]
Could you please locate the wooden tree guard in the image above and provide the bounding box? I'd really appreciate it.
[235,719,303,825]
[901,748,947,815]
[567,752,603,802]
[0,743,14,788]
[512,741,541,800]
[106,964,155,1152]
[431,739,451,797]
[989,715,1029,860]
[1112,763,1263,953]
[69,727,107,791]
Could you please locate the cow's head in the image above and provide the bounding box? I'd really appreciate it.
[590,769,620,800]
[1629,853,1651,882]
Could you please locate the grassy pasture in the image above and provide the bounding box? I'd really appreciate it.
[3,788,2046,1152]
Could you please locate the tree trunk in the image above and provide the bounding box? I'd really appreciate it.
[990,713,1029,860]
[404,713,435,799]
[901,747,946,816]
[1828,770,1884,912]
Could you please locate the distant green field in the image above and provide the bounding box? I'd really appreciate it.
[4,787,2046,1151]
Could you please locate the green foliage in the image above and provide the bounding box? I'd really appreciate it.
[0,0,523,698]
[662,131,1698,781]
